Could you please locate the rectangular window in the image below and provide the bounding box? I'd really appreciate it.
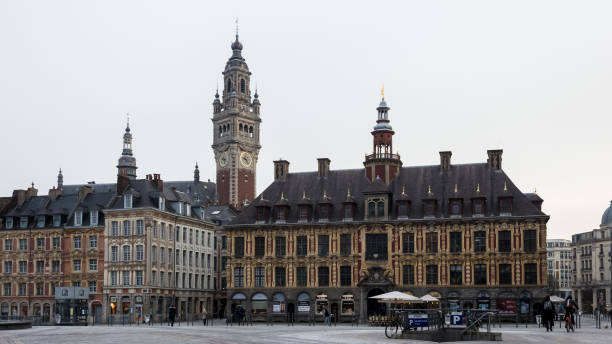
[136,270,143,286]
[424,200,436,217]
[221,256,227,271]
[473,199,484,216]
[276,207,287,221]
[36,283,44,295]
[111,246,118,262]
[53,215,61,227]
[52,237,60,249]
[449,232,462,253]
[296,236,307,257]
[275,267,286,287]
[222,236,227,249]
[256,207,265,221]
[152,246,157,262]
[74,236,81,249]
[19,239,27,250]
[402,265,415,285]
[449,264,462,285]
[89,236,97,248]
[234,267,244,288]
[499,263,512,285]
[36,238,44,249]
[319,205,329,220]
[123,245,132,261]
[37,216,45,228]
[123,271,130,286]
[19,261,27,273]
[426,232,438,253]
[426,265,438,285]
[3,283,11,296]
[89,281,97,293]
[111,271,118,286]
[474,231,486,253]
[365,234,388,260]
[344,205,352,219]
[4,239,12,251]
[450,200,461,216]
[136,220,144,235]
[397,202,408,217]
[74,210,82,226]
[73,259,81,272]
[275,236,286,257]
[340,266,352,286]
[402,232,414,253]
[498,231,511,252]
[6,217,13,229]
[254,267,265,287]
[36,260,44,273]
[89,259,97,271]
[4,261,12,273]
[523,230,537,253]
[499,198,512,214]
[340,234,351,256]
[123,220,131,236]
[124,194,132,208]
[18,283,26,296]
[52,260,60,273]
[524,263,537,284]
[298,206,308,221]
[318,266,329,287]
[234,237,244,258]
[474,264,487,285]
[318,235,329,257]
[296,267,307,287]
[111,221,118,236]
[90,210,98,226]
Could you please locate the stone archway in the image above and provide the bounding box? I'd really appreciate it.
[357,266,395,323]
[366,289,386,316]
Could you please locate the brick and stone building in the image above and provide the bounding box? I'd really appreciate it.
[570,204,612,312]
[224,94,550,323]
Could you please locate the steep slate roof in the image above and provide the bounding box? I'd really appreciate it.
[230,163,548,226]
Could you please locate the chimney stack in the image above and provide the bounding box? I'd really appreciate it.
[117,170,130,194]
[317,158,330,178]
[48,187,63,201]
[12,189,27,207]
[153,173,163,192]
[487,149,503,170]
[439,151,452,172]
[78,185,93,201]
[273,159,290,181]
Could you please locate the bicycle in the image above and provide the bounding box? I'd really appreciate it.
[385,312,405,338]
[565,314,575,332]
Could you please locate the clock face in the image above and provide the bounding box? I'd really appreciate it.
[240,151,253,168]
[219,152,229,167]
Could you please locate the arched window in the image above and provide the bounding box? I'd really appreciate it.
[240,79,246,93]
[249,126,253,137]
[377,201,385,217]
[227,79,232,92]
[239,123,243,132]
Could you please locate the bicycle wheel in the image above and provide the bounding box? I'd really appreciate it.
[385,323,399,338]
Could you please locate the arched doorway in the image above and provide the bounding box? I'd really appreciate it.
[367,288,386,316]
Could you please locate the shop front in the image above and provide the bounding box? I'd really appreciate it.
[340,294,355,321]
[54,287,89,325]
[134,296,143,323]
[296,292,311,322]
[447,292,460,312]
[477,291,491,310]
[316,293,328,321]
[251,293,268,320]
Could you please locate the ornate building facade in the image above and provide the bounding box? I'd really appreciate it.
[212,33,261,208]
[546,239,572,298]
[225,95,549,323]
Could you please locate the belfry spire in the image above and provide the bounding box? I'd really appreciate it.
[117,116,137,179]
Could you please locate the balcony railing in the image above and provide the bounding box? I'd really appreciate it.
[365,153,401,161]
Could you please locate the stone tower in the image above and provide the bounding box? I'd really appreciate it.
[211,32,261,207]
[363,91,402,184]
[117,119,137,180]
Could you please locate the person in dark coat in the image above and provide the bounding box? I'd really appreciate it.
[168,305,177,327]
[542,296,556,332]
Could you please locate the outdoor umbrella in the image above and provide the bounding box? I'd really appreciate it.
[419,294,440,302]
[369,291,422,303]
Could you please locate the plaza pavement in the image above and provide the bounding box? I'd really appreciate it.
[0,318,609,344]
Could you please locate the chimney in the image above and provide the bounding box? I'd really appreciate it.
[487,149,503,170]
[78,185,93,201]
[153,173,163,192]
[317,158,330,178]
[48,187,63,201]
[26,184,38,199]
[439,151,452,172]
[273,159,290,181]
[12,189,27,207]
[117,170,130,194]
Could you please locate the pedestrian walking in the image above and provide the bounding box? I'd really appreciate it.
[543,296,555,332]
[323,306,330,325]
[169,305,177,327]
[202,307,208,326]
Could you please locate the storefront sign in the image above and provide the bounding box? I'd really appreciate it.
[273,304,281,313]
[298,301,310,312]
[408,314,428,327]
[341,295,355,315]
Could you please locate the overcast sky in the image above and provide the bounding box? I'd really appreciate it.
[1,1,611,239]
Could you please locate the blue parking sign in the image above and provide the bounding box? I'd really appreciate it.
[408,314,428,327]
[450,312,463,325]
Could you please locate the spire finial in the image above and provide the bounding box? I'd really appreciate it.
[126,113,130,128]
[260,193,264,201]
[281,191,285,200]
[381,84,385,100]
[347,185,351,198]
[534,187,537,194]
[323,189,327,199]
[427,184,432,194]
[235,17,239,39]
[476,183,480,193]
[195,161,199,169]
[302,190,306,199]
[504,181,508,191]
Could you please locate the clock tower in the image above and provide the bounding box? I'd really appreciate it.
[212,31,261,207]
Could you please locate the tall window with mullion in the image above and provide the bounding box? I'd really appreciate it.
[340,234,351,256]
[524,263,537,284]
[296,236,307,257]
[449,232,462,253]
[254,267,265,287]
[275,267,286,287]
[449,264,462,285]
[234,267,244,287]
[275,236,286,257]
[426,232,438,253]
[498,231,511,252]
[365,234,388,260]
[318,266,329,287]
[318,235,329,257]
[498,263,512,285]
[254,237,265,257]
[234,237,244,258]
[474,264,487,285]
[402,232,414,253]
[296,266,307,287]
[426,264,438,285]
[340,266,351,286]
[402,264,414,285]
[523,230,537,253]
[473,231,486,253]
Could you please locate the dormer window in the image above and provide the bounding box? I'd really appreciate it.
[397,201,410,218]
[343,204,353,220]
[319,204,330,221]
[255,207,267,222]
[186,204,191,217]
[298,206,308,222]
[472,198,485,216]
[499,197,512,216]
[53,215,60,227]
[366,198,386,219]
[74,210,83,226]
[37,216,45,228]
[20,216,28,228]
[424,200,436,217]
[276,207,287,222]
[158,197,165,211]
[6,217,13,229]
[178,202,183,215]
[90,210,98,226]
[124,194,133,209]
[450,199,462,217]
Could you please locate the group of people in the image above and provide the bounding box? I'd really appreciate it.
[231,305,247,325]
[541,295,578,332]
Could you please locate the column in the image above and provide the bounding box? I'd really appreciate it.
[576,289,582,310]
[593,290,597,311]
[605,288,611,310]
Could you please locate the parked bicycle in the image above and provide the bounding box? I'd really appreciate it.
[385,311,405,338]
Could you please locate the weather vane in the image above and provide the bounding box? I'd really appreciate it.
[235,17,239,37]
